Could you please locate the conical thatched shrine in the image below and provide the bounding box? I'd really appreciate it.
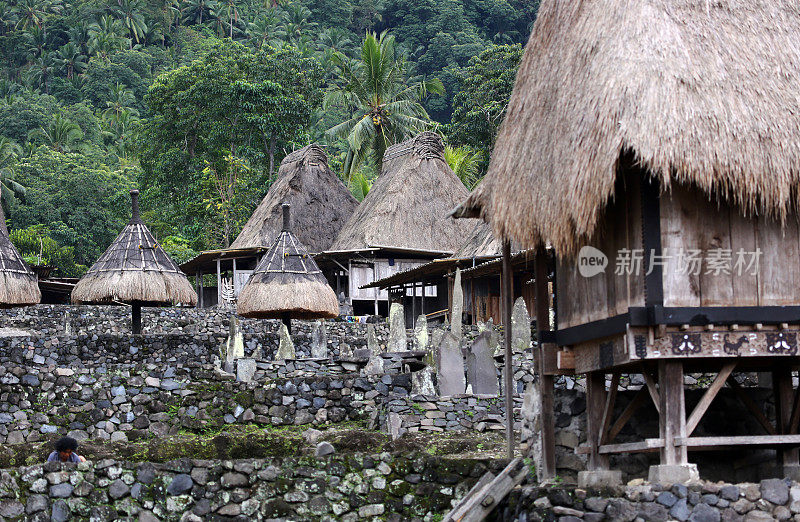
[238,204,338,330]
[0,209,41,308]
[72,190,197,333]
[231,145,358,252]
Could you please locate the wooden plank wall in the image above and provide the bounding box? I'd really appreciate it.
[556,173,645,328]
[661,184,800,307]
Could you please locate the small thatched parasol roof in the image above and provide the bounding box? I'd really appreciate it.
[0,208,41,308]
[455,0,800,256]
[72,190,197,306]
[330,132,477,253]
[238,204,339,320]
[231,145,359,253]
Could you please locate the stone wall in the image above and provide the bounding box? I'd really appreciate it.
[0,362,416,445]
[496,478,800,522]
[384,394,522,436]
[0,454,506,521]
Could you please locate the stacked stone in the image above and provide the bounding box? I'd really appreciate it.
[0,364,414,444]
[0,455,504,521]
[384,395,523,434]
[501,478,800,522]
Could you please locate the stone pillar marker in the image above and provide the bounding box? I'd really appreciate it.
[310,321,328,359]
[276,322,295,360]
[414,314,428,351]
[451,268,463,340]
[466,331,499,395]
[236,358,256,383]
[412,366,436,396]
[364,323,384,374]
[222,315,245,372]
[511,297,532,355]
[388,303,407,352]
[64,310,72,336]
[437,331,466,396]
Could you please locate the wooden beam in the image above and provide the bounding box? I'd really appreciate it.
[642,371,661,415]
[774,369,799,470]
[442,472,495,522]
[444,458,527,522]
[599,373,620,445]
[607,387,650,443]
[599,438,665,455]
[727,377,777,435]
[676,435,800,447]
[790,381,800,435]
[686,362,737,436]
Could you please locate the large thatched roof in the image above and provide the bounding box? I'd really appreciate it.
[330,132,476,253]
[231,145,358,253]
[456,0,800,255]
[238,204,338,319]
[72,191,197,305]
[0,214,41,308]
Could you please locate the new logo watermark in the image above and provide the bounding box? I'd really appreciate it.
[578,246,608,278]
[577,247,762,278]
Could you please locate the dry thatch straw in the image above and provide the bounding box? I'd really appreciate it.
[0,216,41,308]
[232,145,359,252]
[455,0,800,256]
[72,190,197,306]
[238,204,338,320]
[330,132,478,253]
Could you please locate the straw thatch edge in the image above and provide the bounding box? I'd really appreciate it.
[0,272,41,308]
[71,270,197,305]
[237,275,339,319]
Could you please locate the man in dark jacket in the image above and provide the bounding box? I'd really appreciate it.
[47,437,86,463]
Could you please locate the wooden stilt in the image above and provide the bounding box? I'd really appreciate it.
[501,240,514,460]
[774,368,799,471]
[587,371,609,470]
[535,246,556,479]
[658,361,687,465]
[132,302,142,335]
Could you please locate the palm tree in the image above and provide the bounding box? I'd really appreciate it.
[0,2,18,36]
[55,42,87,79]
[110,0,148,46]
[24,52,55,93]
[13,0,61,30]
[181,0,218,26]
[444,145,484,189]
[324,31,444,179]
[23,24,47,60]
[247,12,278,49]
[103,82,139,122]
[0,137,24,235]
[219,0,239,38]
[89,15,129,59]
[28,114,83,153]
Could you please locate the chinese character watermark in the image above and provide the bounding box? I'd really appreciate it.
[579,247,762,277]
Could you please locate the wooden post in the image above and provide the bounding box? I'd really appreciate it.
[421,282,425,316]
[373,262,379,316]
[658,361,687,465]
[216,259,222,306]
[411,284,416,328]
[502,240,514,459]
[774,368,799,472]
[132,302,142,336]
[232,258,238,297]
[586,371,609,470]
[535,246,556,479]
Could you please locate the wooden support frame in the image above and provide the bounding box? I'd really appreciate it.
[685,362,737,436]
[642,371,661,414]
[774,368,800,471]
[586,371,610,470]
[606,387,649,443]
[658,361,688,465]
[535,246,556,479]
[726,377,777,435]
[599,373,620,445]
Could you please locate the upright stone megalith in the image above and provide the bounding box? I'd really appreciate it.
[512,297,532,355]
[451,268,464,340]
[437,332,466,396]
[466,331,500,395]
[311,321,328,359]
[388,303,407,352]
[276,322,295,360]
[415,315,428,351]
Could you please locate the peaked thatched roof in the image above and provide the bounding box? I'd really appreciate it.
[456,0,800,256]
[238,204,338,319]
[231,145,359,253]
[0,217,41,308]
[330,132,476,253]
[72,191,197,305]
[452,222,506,259]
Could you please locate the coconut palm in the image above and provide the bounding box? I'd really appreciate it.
[0,137,24,235]
[13,0,61,30]
[247,12,279,49]
[110,0,148,46]
[28,114,83,153]
[0,2,18,36]
[181,0,218,26]
[103,82,139,121]
[220,0,240,38]
[24,52,55,93]
[89,15,129,59]
[55,42,87,79]
[324,31,444,179]
[444,145,484,189]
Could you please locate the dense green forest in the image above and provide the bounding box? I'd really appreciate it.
[0,0,531,276]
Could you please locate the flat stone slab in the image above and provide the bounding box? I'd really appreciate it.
[0,328,32,337]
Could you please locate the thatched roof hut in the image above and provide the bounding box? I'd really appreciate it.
[330,132,476,253]
[231,145,358,253]
[455,0,800,255]
[0,211,41,308]
[72,191,197,332]
[238,204,338,323]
